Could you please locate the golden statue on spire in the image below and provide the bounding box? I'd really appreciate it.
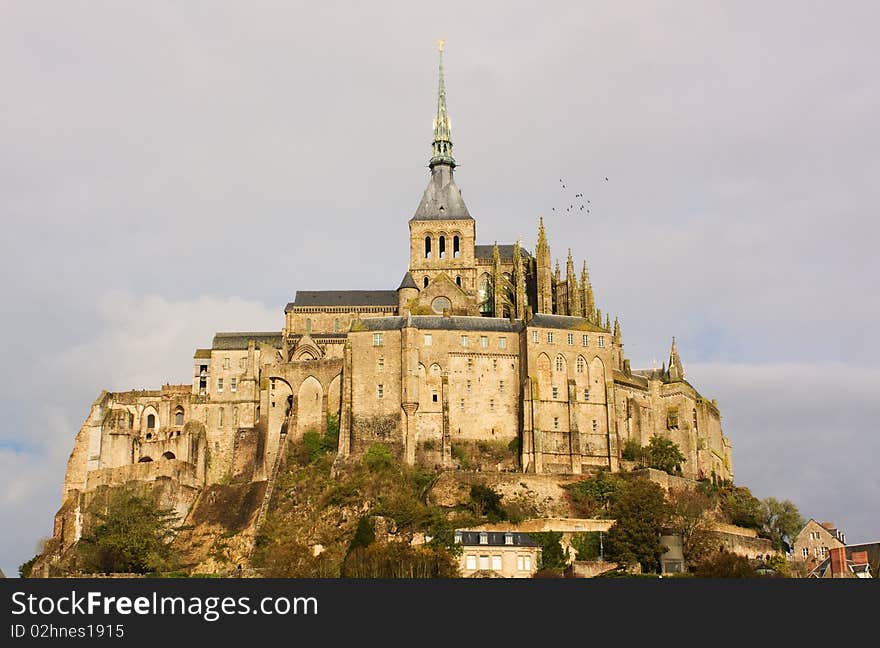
[437,39,445,52]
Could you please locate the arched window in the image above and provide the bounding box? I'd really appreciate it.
[425,236,432,258]
[453,235,460,258]
[162,451,176,460]
[138,456,153,463]
[424,276,430,288]
[456,275,462,287]
[478,274,492,315]
[147,414,156,429]
[174,408,184,426]
[556,355,564,372]
[439,236,446,259]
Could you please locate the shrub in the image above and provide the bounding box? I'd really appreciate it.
[469,484,506,521]
[363,444,395,472]
[693,551,757,578]
[621,439,642,462]
[76,487,179,574]
[563,470,622,517]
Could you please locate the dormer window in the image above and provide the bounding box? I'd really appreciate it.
[479,532,488,545]
[504,533,514,545]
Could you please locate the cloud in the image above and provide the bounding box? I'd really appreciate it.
[689,362,880,544]
[0,292,277,576]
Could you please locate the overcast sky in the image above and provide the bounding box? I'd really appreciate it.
[2,1,878,576]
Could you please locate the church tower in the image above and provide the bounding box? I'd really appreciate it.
[408,42,477,304]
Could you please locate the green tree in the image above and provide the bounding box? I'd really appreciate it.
[563,470,622,517]
[532,531,567,571]
[77,487,179,574]
[644,436,686,475]
[469,484,507,522]
[718,486,763,530]
[760,497,805,551]
[570,532,603,561]
[605,478,669,572]
[666,488,714,568]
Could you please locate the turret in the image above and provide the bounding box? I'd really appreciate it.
[397,272,419,316]
[668,337,685,381]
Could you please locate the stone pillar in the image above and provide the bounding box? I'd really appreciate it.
[402,402,419,466]
[320,392,329,436]
[605,379,619,472]
[567,379,581,474]
[338,341,353,457]
[441,371,451,467]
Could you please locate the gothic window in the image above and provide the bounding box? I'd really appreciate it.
[233,407,239,425]
[439,236,446,259]
[431,364,440,376]
[424,276,430,288]
[147,414,156,429]
[425,236,432,259]
[453,235,460,258]
[693,409,698,432]
[478,274,492,315]
[456,275,462,287]
[174,408,184,426]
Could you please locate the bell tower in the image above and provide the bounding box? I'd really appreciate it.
[408,41,477,300]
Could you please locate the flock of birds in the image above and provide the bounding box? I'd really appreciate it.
[551,176,608,215]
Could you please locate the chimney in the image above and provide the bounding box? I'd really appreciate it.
[829,546,848,578]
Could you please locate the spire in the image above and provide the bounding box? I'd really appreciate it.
[605,313,611,331]
[566,250,580,317]
[668,336,684,381]
[613,317,621,344]
[581,260,595,320]
[537,217,548,250]
[429,40,455,169]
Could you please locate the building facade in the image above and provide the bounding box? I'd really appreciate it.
[55,46,734,550]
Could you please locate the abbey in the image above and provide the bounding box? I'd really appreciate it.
[55,48,733,548]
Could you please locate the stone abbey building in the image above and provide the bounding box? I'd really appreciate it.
[55,48,733,545]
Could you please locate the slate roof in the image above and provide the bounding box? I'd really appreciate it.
[285,290,399,311]
[354,315,524,333]
[397,272,418,291]
[528,313,607,332]
[613,369,649,390]
[456,531,540,547]
[474,244,533,261]
[411,165,472,221]
[212,332,283,350]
